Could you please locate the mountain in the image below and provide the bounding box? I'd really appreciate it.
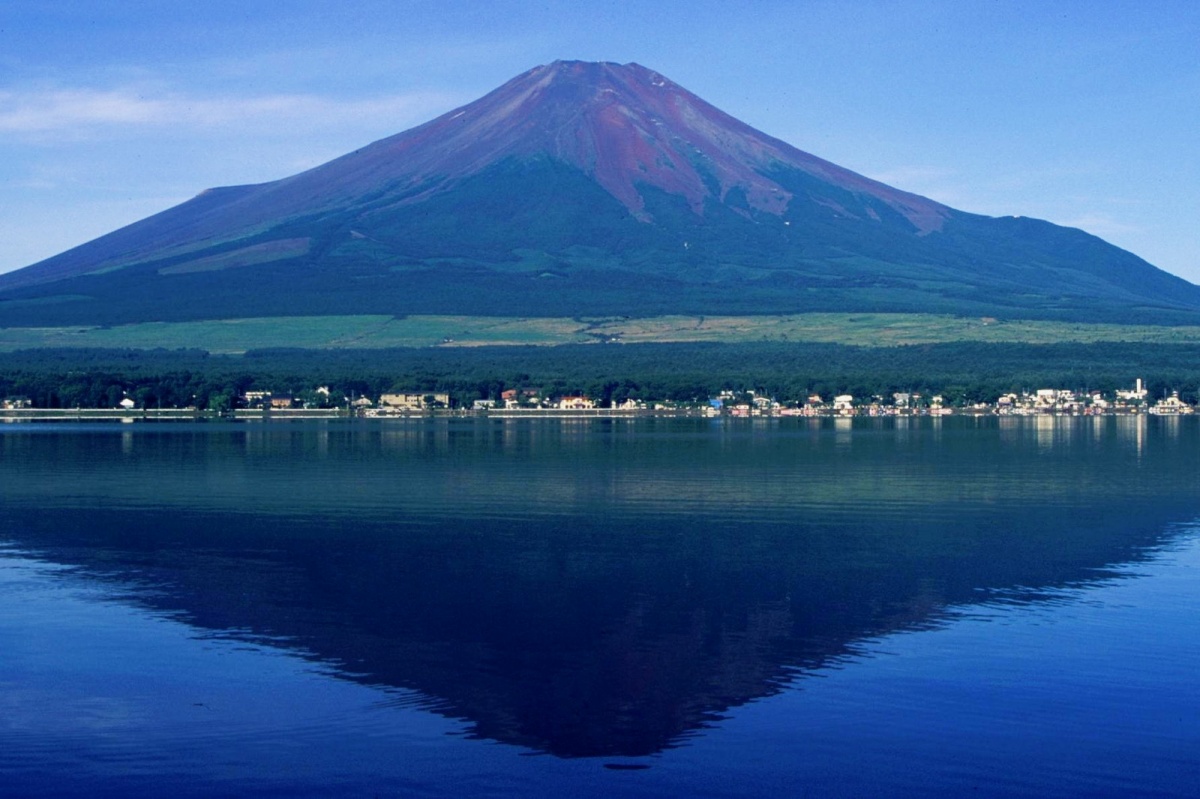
[2,60,1198,326]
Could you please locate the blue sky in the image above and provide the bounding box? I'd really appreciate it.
[3,1,1197,281]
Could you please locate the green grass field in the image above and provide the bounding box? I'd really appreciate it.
[5,313,1200,354]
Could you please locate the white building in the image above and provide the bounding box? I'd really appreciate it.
[380,392,450,409]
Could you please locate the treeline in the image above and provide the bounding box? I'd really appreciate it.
[3,341,1200,409]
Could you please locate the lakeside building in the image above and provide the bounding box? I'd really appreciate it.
[1149,392,1194,415]
[380,392,451,410]
[243,390,272,408]
[10,376,1197,419]
[1116,379,1149,402]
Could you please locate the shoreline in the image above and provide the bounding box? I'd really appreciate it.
[0,407,1177,423]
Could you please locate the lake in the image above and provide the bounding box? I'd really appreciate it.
[2,415,1199,796]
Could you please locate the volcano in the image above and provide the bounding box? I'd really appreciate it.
[2,60,1197,325]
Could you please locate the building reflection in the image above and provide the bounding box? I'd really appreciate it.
[2,416,1199,757]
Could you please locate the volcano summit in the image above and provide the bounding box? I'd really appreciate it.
[2,60,1197,325]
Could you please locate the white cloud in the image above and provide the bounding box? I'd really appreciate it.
[862,165,972,207]
[0,85,463,139]
[1055,213,1142,238]
[867,165,958,187]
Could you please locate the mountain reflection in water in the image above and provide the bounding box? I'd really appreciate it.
[1,415,1195,758]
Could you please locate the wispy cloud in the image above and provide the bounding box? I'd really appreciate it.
[863,165,973,206]
[0,85,463,139]
[867,165,958,187]
[1056,213,1143,238]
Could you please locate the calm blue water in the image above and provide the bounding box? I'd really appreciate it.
[2,416,1199,796]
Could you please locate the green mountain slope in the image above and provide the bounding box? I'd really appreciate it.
[2,62,1197,326]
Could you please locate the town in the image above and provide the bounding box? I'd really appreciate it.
[6,378,1192,419]
[348,379,1190,417]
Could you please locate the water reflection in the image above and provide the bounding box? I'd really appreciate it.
[1,416,1198,758]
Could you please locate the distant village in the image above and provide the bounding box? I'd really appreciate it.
[686,380,1193,417]
[3,378,1195,418]
[351,379,1194,417]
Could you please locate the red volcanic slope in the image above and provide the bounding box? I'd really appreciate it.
[267,60,949,232]
[4,60,952,291]
[6,60,1200,323]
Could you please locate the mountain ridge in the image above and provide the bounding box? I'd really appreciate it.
[2,60,1197,326]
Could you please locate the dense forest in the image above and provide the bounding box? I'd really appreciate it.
[3,341,1200,409]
